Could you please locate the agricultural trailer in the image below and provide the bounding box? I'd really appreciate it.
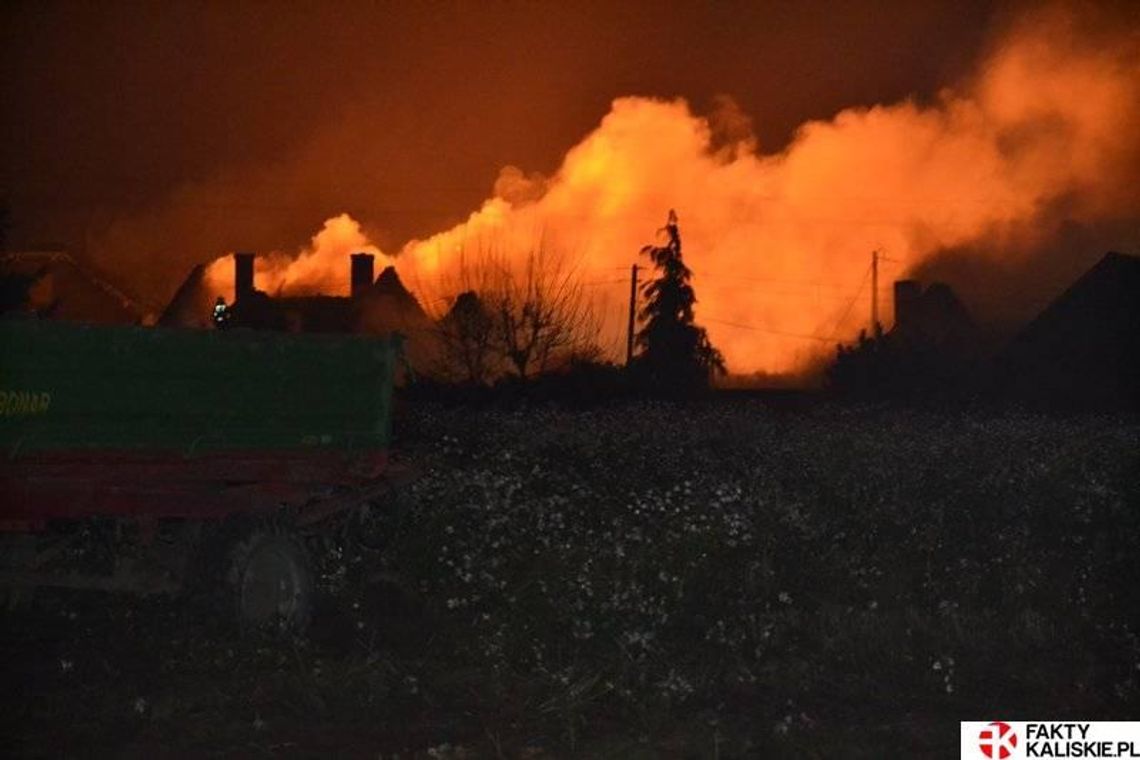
[0,317,408,630]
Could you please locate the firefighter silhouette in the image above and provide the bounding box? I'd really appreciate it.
[212,296,231,329]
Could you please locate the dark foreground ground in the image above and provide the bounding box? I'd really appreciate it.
[3,399,1138,758]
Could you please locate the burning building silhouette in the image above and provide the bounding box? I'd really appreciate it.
[162,252,429,332]
[159,251,436,371]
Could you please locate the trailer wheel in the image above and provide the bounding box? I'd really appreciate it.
[230,530,314,634]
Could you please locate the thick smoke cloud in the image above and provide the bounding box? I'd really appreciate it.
[11,3,1136,375]
[386,5,1140,373]
[5,2,1005,291]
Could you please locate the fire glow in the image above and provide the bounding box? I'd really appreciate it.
[203,7,1140,375]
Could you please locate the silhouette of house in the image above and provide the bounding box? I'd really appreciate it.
[0,250,145,324]
[889,279,979,358]
[158,262,213,328]
[159,251,437,371]
[998,251,1139,409]
[162,252,430,331]
[355,264,437,343]
[829,279,981,398]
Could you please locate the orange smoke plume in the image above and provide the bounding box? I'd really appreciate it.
[204,6,1140,375]
[397,7,1139,374]
[204,213,393,297]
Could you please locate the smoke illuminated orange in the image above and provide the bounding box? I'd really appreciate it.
[203,213,394,298]
[202,7,1140,375]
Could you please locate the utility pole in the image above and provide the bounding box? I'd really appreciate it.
[626,263,639,366]
[871,249,882,338]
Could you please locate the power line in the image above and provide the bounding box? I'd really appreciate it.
[698,283,889,302]
[692,270,904,296]
[700,316,833,343]
[694,271,870,289]
[825,263,873,342]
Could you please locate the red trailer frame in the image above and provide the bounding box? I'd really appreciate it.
[0,447,393,531]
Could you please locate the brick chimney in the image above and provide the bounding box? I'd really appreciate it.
[350,253,375,298]
[893,280,921,333]
[234,252,255,302]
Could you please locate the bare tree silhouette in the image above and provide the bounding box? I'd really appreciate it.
[425,240,600,383]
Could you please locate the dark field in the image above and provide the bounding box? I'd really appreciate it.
[3,400,1138,758]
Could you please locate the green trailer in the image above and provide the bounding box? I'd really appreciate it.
[0,317,407,629]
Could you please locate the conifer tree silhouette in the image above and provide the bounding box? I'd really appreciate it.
[634,210,724,391]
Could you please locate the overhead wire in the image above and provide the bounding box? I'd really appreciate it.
[824,263,873,342]
[699,317,834,343]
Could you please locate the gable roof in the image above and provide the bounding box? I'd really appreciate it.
[157,263,212,328]
[1000,251,1140,406]
[0,251,146,324]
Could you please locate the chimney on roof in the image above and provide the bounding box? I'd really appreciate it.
[234,252,255,302]
[350,253,375,298]
[894,280,921,332]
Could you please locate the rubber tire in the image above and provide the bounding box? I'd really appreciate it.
[229,530,314,634]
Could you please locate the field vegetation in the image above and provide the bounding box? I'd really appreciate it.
[3,399,1138,757]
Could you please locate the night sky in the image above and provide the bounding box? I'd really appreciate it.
[1,2,1003,256]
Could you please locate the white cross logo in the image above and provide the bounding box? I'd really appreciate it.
[979,721,1018,759]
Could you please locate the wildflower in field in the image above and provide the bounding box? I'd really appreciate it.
[388,401,1138,729]
[657,669,695,699]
